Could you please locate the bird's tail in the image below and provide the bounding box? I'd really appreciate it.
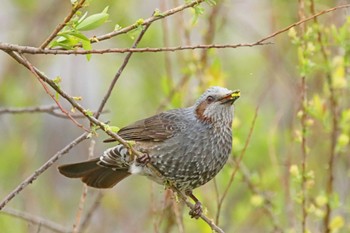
[58,145,132,189]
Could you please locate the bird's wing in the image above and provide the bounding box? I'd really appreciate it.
[104,110,186,143]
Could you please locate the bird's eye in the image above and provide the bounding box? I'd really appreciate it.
[206,95,214,103]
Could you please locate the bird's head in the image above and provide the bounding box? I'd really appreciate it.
[194,86,240,124]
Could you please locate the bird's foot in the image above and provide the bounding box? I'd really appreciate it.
[185,190,202,219]
[136,153,150,166]
[189,201,202,219]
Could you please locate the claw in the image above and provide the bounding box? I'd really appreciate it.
[185,190,202,219]
[136,153,150,165]
[189,201,202,219]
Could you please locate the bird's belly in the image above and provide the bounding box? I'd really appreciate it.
[142,145,230,191]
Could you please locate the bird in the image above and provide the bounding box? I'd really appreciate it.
[58,86,240,218]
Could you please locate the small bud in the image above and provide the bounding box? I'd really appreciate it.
[306,119,314,126]
[307,204,316,214]
[337,134,349,148]
[250,194,264,207]
[315,195,328,207]
[314,208,325,218]
[306,42,315,53]
[288,27,297,38]
[297,110,304,119]
[290,165,299,177]
[136,18,144,26]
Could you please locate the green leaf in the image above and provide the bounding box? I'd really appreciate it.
[84,109,93,117]
[77,11,88,24]
[191,5,204,25]
[81,39,92,60]
[67,31,90,41]
[153,9,165,17]
[76,7,109,31]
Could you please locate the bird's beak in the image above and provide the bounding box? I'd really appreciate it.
[219,90,240,105]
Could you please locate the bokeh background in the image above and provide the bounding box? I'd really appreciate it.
[0,0,349,232]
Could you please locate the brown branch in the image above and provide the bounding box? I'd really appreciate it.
[300,76,308,233]
[0,105,108,119]
[0,105,59,114]
[255,3,350,44]
[40,0,86,49]
[0,133,88,210]
[200,3,222,67]
[308,1,339,231]
[13,52,89,131]
[215,106,259,225]
[297,1,308,232]
[0,42,271,55]
[1,208,69,233]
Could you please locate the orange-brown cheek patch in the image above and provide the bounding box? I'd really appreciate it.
[195,101,212,123]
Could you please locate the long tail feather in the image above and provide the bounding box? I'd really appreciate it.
[58,159,130,189]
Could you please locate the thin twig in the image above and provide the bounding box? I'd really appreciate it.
[14,52,88,131]
[171,186,225,233]
[0,133,88,210]
[300,76,308,233]
[0,42,271,55]
[297,1,309,231]
[1,207,69,233]
[40,0,86,49]
[0,105,58,114]
[0,105,108,119]
[308,1,339,231]
[89,0,205,44]
[215,107,259,225]
[255,3,350,44]
[200,3,221,68]
[94,19,152,118]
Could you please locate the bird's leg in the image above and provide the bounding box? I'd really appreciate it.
[136,152,151,166]
[185,190,202,219]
